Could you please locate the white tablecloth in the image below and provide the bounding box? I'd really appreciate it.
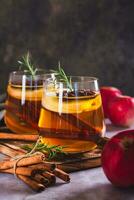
[0,120,134,200]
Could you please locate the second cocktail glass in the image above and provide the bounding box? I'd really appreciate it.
[5,69,52,134]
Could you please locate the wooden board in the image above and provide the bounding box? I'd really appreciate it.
[53,148,101,172]
[0,126,101,173]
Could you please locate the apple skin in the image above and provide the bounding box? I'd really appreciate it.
[102,130,134,187]
[100,87,122,118]
[107,95,134,127]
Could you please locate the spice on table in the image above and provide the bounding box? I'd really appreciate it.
[0,166,36,176]
[18,174,45,192]
[0,142,71,192]
[42,171,56,185]
[0,154,45,170]
[53,168,70,182]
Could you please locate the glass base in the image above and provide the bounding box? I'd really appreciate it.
[40,137,97,154]
[4,112,38,134]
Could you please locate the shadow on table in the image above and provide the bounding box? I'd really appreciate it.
[64,183,134,200]
[0,174,35,198]
[106,123,127,133]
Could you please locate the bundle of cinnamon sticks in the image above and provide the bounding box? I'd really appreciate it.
[0,133,70,192]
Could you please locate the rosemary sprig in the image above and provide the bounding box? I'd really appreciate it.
[18,52,38,77]
[51,62,73,91]
[22,140,67,160]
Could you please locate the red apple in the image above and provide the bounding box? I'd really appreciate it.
[108,95,134,127]
[100,87,122,118]
[102,130,134,187]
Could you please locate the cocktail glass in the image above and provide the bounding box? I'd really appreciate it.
[5,69,52,134]
[38,76,105,153]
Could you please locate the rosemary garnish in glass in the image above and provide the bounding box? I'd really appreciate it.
[18,52,38,77]
[51,62,73,91]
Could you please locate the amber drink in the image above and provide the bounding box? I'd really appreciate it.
[38,76,105,153]
[5,70,48,134]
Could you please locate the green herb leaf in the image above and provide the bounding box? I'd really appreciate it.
[18,52,38,77]
[22,141,67,160]
[52,62,73,91]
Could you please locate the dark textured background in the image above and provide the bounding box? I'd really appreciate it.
[0,0,134,95]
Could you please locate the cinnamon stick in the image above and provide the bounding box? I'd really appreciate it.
[0,166,36,176]
[53,168,70,182]
[39,107,108,148]
[30,163,56,172]
[33,174,50,186]
[0,144,24,157]
[42,171,56,185]
[0,154,45,170]
[18,175,45,192]
[4,143,27,154]
[39,128,108,144]
[0,133,39,142]
[62,113,97,133]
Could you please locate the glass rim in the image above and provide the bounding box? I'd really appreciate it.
[45,76,98,84]
[9,69,53,78]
